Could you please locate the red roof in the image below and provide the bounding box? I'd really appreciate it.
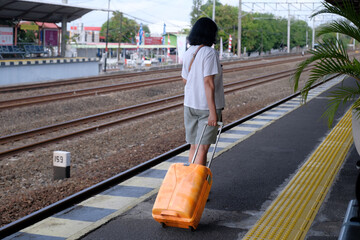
[84,27,101,31]
[70,26,101,31]
[35,22,60,29]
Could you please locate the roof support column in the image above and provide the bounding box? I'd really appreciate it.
[61,17,67,57]
[14,23,18,46]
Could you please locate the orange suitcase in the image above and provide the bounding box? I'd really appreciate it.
[152,123,223,231]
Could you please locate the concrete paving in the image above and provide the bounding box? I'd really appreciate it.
[81,77,359,240]
[5,76,358,240]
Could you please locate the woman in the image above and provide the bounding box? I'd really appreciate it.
[181,17,225,166]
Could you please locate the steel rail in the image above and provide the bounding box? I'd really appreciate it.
[0,67,310,158]
[0,95,183,145]
[0,73,335,239]
[0,76,180,110]
[0,68,179,93]
[223,57,301,73]
[0,57,305,110]
[0,54,304,93]
[0,102,182,158]
[0,67,303,145]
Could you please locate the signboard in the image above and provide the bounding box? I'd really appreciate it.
[0,27,13,46]
[145,37,162,45]
[44,29,58,46]
[177,35,187,64]
[20,24,39,31]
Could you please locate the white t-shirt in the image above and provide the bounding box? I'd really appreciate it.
[181,45,225,110]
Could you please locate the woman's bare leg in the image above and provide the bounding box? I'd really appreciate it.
[188,144,210,166]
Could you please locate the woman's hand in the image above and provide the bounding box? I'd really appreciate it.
[208,112,218,126]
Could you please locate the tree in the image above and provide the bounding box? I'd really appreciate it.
[100,11,150,43]
[216,4,238,52]
[315,22,352,47]
[190,0,224,27]
[292,0,360,127]
[189,1,313,54]
[291,19,311,47]
[17,28,37,43]
[190,0,203,25]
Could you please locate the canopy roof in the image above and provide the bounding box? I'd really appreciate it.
[0,0,94,23]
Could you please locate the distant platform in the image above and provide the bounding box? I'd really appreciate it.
[0,57,100,87]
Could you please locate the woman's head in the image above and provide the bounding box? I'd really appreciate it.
[188,17,218,47]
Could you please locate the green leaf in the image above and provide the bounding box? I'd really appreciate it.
[323,83,360,127]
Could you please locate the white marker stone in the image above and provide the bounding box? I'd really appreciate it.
[53,151,70,180]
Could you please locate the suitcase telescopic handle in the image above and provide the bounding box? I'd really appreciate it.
[191,122,223,168]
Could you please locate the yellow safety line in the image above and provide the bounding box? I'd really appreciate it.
[243,109,353,240]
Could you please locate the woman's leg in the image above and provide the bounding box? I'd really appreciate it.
[188,144,196,163]
[188,144,210,166]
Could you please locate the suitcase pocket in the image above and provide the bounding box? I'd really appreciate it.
[160,210,179,217]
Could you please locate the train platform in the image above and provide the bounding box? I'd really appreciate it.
[4,75,359,240]
[0,57,99,86]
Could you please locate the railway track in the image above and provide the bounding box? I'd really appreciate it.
[0,75,332,239]
[0,56,306,110]
[0,67,310,159]
[0,54,304,93]
[0,75,181,110]
[0,68,179,93]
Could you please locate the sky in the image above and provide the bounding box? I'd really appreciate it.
[35,0,326,34]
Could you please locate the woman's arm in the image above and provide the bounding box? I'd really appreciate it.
[182,78,187,84]
[204,75,217,126]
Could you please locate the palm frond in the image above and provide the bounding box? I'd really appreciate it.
[352,98,360,120]
[292,39,355,103]
[311,1,360,28]
[322,99,341,128]
[323,82,360,127]
[292,54,317,92]
[316,20,360,43]
[295,0,360,127]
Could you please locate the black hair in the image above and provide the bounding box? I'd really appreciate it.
[188,17,218,47]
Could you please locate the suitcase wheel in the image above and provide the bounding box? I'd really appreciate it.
[161,223,166,228]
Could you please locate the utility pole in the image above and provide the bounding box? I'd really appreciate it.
[312,18,315,50]
[287,3,290,54]
[212,0,215,21]
[238,0,241,57]
[220,37,223,60]
[118,12,123,61]
[104,0,110,72]
[353,38,356,50]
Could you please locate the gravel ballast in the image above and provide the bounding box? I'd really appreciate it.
[0,61,309,227]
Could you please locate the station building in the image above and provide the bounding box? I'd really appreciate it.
[0,0,183,86]
[0,0,99,86]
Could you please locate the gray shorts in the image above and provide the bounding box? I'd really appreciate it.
[184,106,222,145]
